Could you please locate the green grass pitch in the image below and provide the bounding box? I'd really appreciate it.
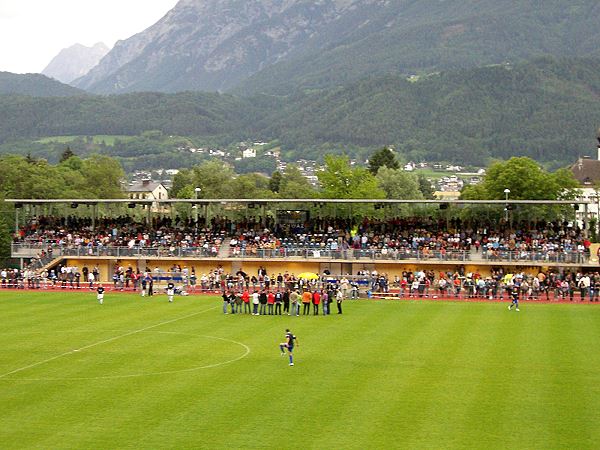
[1,291,600,449]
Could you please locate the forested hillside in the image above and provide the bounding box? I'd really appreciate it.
[2,58,600,167]
[0,91,266,143]
[263,58,600,164]
[0,72,85,97]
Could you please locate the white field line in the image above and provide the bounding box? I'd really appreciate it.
[0,305,219,379]
[3,331,251,381]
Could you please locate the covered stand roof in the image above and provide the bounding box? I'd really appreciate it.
[3,198,589,206]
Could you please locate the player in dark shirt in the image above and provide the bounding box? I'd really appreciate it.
[97,285,105,305]
[508,284,520,312]
[167,282,175,303]
[279,328,298,366]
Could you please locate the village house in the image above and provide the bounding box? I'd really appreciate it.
[571,147,600,229]
[127,179,170,213]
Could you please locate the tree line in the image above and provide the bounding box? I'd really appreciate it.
[0,149,583,264]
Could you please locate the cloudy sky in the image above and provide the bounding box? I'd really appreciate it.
[0,0,179,74]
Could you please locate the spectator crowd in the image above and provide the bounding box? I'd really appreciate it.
[2,261,600,303]
[4,214,599,303]
[13,215,593,263]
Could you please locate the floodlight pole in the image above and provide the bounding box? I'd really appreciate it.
[584,202,589,239]
[194,187,201,230]
[504,188,510,222]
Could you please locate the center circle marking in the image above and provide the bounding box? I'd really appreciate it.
[4,330,251,381]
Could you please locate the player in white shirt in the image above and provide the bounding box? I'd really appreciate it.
[166,282,175,303]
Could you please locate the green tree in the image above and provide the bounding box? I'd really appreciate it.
[172,185,195,220]
[318,154,385,217]
[376,167,424,216]
[468,157,579,200]
[191,160,236,198]
[0,215,10,265]
[368,147,399,175]
[278,164,317,199]
[269,171,282,193]
[80,155,125,198]
[460,157,580,222]
[230,174,272,199]
[417,174,435,200]
[376,167,423,199]
[318,155,384,199]
[171,169,195,198]
[0,155,64,198]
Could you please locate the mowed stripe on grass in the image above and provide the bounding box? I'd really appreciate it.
[0,292,599,449]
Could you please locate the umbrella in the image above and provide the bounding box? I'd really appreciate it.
[297,272,319,280]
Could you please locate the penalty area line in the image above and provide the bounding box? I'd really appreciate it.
[0,304,219,379]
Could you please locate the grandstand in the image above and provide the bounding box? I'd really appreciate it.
[4,197,599,301]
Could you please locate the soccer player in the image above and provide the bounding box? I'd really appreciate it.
[167,281,175,303]
[97,284,105,305]
[508,284,520,311]
[279,328,299,366]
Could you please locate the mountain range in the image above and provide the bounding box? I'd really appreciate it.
[2,58,600,169]
[3,2,600,171]
[42,43,110,84]
[71,0,600,95]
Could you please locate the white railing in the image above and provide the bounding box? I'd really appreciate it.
[11,243,590,264]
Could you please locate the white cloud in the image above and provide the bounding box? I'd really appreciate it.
[0,0,179,74]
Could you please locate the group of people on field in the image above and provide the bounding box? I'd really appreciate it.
[222,286,345,316]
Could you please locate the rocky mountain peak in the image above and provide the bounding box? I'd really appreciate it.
[42,42,110,84]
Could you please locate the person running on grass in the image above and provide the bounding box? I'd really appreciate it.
[166,281,175,303]
[508,284,520,312]
[97,284,105,305]
[279,328,299,366]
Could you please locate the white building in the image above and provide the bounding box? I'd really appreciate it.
[571,152,600,229]
[242,148,257,158]
[127,180,169,213]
